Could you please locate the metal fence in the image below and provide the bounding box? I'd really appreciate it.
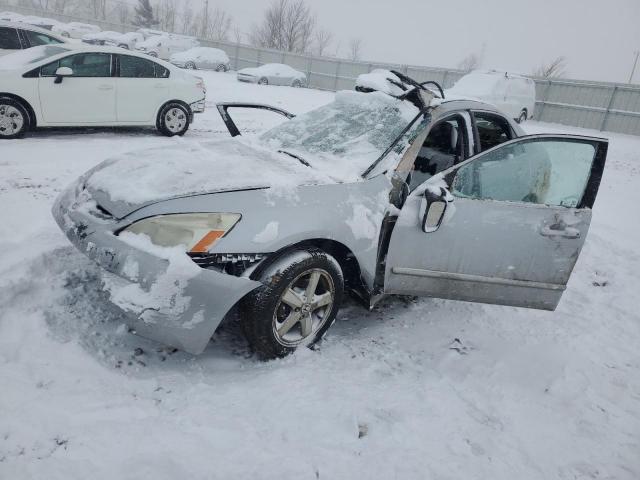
[4,1,640,136]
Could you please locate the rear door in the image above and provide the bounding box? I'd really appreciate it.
[384,135,607,310]
[38,52,116,123]
[116,54,170,123]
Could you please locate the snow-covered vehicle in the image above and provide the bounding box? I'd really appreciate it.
[52,21,101,39]
[0,11,23,23]
[135,35,199,60]
[237,63,306,87]
[170,47,230,71]
[105,31,145,50]
[19,15,61,31]
[448,70,536,123]
[0,44,206,138]
[82,30,123,46]
[0,21,67,57]
[136,28,165,40]
[52,70,608,359]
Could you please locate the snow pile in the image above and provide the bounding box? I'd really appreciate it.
[355,69,407,96]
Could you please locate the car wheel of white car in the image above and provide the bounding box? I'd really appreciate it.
[148,52,158,57]
[0,98,29,139]
[157,103,190,137]
[215,64,226,72]
[61,31,70,38]
[185,61,196,70]
[258,77,269,85]
[517,110,528,124]
[118,44,129,50]
[240,248,344,360]
[292,79,303,88]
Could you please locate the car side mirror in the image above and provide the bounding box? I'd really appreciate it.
[54,66,73,84]
[420,187,449,233]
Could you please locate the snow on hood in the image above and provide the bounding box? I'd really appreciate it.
[85,137,342,217]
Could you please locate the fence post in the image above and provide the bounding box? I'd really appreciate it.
[442,70,449,88]
[234,42,239,71]
[536,79,552,121]
[600,85,618,131]
[256,49,261,67]
[334,61,341,91]
[306,56,313,88]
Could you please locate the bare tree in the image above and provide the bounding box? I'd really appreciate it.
[180,3,194,35]
[457,52,481,73]
[157,0,177,33]
[534,56,567,78]
[203,6,232,41]
[233,26,243,44]
[348,37,363,61]
[115,3,131,25]
[88,0,107,20]
[133,0,157,28]
[313,28,332,57]
[250,0,316,54]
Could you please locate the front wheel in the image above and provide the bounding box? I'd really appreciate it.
[292,79,303,88]
[0,98,29,139]
[215,64,227,72]
[185,61,196,70]
[258,77,268,85]
[240,249,344,360]
[157,103,190,137]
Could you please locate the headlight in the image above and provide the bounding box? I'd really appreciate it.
[120,213,241,253]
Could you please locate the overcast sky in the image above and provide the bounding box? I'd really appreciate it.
[196,0,640,83]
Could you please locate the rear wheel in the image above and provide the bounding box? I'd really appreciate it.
[185,61,196,70]
[240,248,344,360]
[258,77,268,85]
[215,64,226,72]
[148,52,158,57]
[517,110,528,124]
[0,98,29,139]
[118,44,129,50]
[157,103,190,137]
[292,79,303,88]
[61,31,70,38]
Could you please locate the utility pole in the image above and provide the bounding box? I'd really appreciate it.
[629,50,640,84]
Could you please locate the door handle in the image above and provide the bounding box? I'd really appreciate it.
[98,85,114,91]
[540,224,580,239]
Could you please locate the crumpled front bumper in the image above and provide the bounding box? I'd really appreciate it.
[51,181,261,354]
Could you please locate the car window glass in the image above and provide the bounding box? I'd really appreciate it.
[453,139,596,207]
[42,53,111,77]
[409,116,465,190]
[23,30,62,46]
[0,27,21,49]
[119,55,156,77]
[474,112,512,151]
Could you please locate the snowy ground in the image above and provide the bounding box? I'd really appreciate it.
[1,71,639,480]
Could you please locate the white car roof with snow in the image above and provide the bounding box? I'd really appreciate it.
[0,20,68,40]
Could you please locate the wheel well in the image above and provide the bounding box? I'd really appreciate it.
[0,93,37,128]
[156,100,192,128]
[251,239,369,302]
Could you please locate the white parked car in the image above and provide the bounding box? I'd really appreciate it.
[106,31,145,50]
[448,70,536,123]
[0,11,23,23]
[170,47,230,71]
[19,15,61,31]
[237,63,306,87]
[135,35,199,60]
[82,30,123,46]
[52,21,101,39]
[0,21,67,57]
[136,28,165,40]
[0,44,206,138]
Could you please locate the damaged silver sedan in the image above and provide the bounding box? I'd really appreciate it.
[53,70,608,359]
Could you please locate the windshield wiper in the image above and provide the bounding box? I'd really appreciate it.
[278,150,311,167]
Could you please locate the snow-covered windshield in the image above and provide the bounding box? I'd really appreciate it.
[259,90,419,179]
[0,45,69,70]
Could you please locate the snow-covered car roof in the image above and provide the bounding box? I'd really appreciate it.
[170,47,230,63]
[239,63,305,78]
[82,30,122,42]
[0,20,68,41]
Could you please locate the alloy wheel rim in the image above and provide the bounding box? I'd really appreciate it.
[272,268,335,346]
[0,105,24,136]
[165,108,186,133]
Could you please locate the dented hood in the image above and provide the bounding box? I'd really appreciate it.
[85,137,338,219]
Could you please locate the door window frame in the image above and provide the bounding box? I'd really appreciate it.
[470,110,516,154]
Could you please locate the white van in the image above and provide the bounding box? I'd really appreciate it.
[448,70,536,123]
[135,34,199,60]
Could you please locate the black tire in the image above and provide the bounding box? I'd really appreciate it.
[148,52,158,57]
[292,79,302,88]
[215,64,226,72]
[258,77,268,85]
[0,97,29,139]
[517,110,527,124]
[185,61,196,70]
[157,102,190,137]
[61,31,70,38]
[240,248,344,360]
[118,44,129,50]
